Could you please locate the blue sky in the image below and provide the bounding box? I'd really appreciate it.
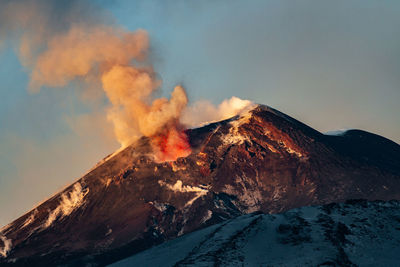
[1,0,400,226]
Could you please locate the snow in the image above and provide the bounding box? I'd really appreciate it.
[282,143,304,157]
[105,228,113,236]
[230,108,254,129]
[200,210,213,224]
[264,132,303,157]
[222,110,254,145]
[272,185,287,201]
[21,209,38,229]
[0,235,11,258]
[159,180,209,207]
[223,175,263,213]
[325,129,351,136]
[222,131,249,146]
[0,224,11,236]
[110,214,257,267]
[111,223,223,267]
[149,201,168,213]
[110,200,400,266]
[220,105,304,157]
[44,183,89,228]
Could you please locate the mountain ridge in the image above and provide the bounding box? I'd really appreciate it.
[111,199,400,267]
[1,104,399,266]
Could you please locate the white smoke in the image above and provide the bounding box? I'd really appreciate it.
[180,96,255,128]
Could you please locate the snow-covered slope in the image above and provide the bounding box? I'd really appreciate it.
[1,105,400,266]
[112,200,400,267]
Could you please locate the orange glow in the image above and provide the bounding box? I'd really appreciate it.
[151,127,191,162]
[1,1,253,164]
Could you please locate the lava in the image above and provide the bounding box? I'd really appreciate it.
[151,127,191,162]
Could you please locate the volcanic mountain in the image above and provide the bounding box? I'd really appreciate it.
[1,105,400,266]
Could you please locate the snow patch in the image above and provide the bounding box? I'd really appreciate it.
[21,209,38,229]
[221,106,258,146]
[159,180,209,207]
[44,183,89,228]
[282,142,303,157]
[201,210,213,224]
[223,122,249,145]
[325,129,350,136]
[272,186,287,201]
[230,108,254,128]
[222,132,249,146]
[223,174,263,213]
[0,224,11,236]
[0,235,11,258]
[105,228,113,236]
[149,201,169,213]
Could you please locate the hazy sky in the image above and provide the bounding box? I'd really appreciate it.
[1,0,399,227]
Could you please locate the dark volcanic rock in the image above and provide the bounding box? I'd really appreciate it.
[1,105,399,266]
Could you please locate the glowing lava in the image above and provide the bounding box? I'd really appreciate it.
[151,127,191,162]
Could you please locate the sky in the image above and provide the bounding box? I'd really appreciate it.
[1,0,400,227]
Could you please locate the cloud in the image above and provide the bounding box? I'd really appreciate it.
[181,96,254,128]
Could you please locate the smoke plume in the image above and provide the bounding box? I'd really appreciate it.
[0,0,191,161]
[181,97,254,128]
[0,0,252,162]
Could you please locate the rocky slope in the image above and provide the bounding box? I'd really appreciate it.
[112,199,400,267]
[1,105,399,266]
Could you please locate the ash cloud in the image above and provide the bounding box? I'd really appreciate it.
[0,0,190,158]
[0,0,253,162]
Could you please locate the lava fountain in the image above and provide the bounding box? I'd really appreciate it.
[151,127,191,162]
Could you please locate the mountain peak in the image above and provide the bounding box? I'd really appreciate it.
[1,105,400,266]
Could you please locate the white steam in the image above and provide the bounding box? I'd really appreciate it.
[181,96,255,128]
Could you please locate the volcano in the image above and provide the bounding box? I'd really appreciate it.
[1,105,400,266]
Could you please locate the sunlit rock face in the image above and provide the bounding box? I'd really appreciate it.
[1,105,400,266]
